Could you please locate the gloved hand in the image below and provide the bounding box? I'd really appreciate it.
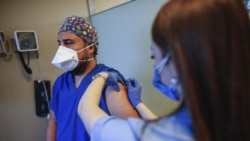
[126,78,142,108]
[106,72,121,92]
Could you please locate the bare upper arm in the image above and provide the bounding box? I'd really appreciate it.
[105,83,140,119]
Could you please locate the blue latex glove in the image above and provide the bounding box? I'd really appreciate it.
[126,78,142,108]
[106,72,121,92]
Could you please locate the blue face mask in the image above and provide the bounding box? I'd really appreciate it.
[152,54,180,101]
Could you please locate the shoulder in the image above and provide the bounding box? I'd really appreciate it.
[54,72,72,84]
[97,63,126,84]
[55,72,71,80]
[53,72,73,93]
[141,108,195,141]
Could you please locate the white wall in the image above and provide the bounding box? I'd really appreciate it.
[92,0,179,116]
[89,0,131,15]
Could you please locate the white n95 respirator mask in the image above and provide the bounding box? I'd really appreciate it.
[51,45,94,71]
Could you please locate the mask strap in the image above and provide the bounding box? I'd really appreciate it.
[77,43,96,52]
[155,53,171,72]
[79,58,95,62]
[78,43,96,62]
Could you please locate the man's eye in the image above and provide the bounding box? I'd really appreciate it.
[150,55,155,59]
[65,42,73,45]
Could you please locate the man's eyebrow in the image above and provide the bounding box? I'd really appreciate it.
[57,39,73,42]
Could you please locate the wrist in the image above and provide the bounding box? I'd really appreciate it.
[135,102,142,108]
[132,100,142,108]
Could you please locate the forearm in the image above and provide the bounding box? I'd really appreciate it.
[46,122,56,141]
[78,72,108,134]
[135,103,158,120]
[46,111,56,141]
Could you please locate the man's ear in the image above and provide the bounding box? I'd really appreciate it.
[88,46,95,53]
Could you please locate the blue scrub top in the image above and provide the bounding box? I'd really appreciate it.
[50,64,126,141]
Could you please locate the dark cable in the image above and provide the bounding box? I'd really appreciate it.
[18,52,32,74]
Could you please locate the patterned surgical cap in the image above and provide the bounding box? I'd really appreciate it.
[58,15,99,48]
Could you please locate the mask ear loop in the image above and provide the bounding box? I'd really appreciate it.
[155,53,171,73]
[79,58,94,62]
[78,43,96,62]
[77,43,96,53]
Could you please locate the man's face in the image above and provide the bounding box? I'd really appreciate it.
[57,32,93,75]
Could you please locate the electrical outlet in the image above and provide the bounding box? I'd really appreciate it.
[34,80,51,117]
